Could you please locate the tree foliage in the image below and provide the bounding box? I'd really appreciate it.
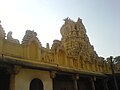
[114,56,120,64]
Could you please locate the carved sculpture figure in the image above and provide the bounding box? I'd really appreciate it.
[7,31,20,44]
[0,21,5,38]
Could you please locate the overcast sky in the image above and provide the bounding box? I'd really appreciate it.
[0,0,120,58]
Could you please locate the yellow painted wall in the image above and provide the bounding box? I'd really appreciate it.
[15,68,53,90]
[3,40,23,58]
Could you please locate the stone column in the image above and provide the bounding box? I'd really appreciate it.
[72,74,79,90]
[50,71,56,79]
[50,71,56,90]
[10,74,15,90]
[73,79,78,90]
[8,65,21,90]
[103,78,109,90]
[89,77,95,90]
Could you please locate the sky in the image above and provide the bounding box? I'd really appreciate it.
[0,0,120,58]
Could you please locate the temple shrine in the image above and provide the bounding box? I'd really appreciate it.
[0,18,120,90]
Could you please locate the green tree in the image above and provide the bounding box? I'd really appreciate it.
[114,56,120,64]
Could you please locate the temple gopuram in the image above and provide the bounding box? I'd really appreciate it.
[0,18,120,90]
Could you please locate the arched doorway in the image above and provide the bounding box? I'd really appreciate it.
[30,78,43,90]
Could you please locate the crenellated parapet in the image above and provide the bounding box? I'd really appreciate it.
[0,18,114,75]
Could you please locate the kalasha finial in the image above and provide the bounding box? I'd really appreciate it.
[63,17,69,21]
[77,17,82,22]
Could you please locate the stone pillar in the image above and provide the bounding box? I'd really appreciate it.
[73,79,78,90]
[72,74,79,90]
[50,71,56,90]
[8,65,21,90]
[103,78,109,90]
[89,77,95,90]
[50,71,56,79]
[10,74,15,90]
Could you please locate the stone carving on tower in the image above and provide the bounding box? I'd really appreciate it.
[22,30,41,46]
[60,17,99,64]
[22,30,42,60]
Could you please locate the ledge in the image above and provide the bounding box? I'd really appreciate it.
[0,54,107,76]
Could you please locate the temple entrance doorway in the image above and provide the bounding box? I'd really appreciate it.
[0,67,10,90]
[30,78,43,90]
